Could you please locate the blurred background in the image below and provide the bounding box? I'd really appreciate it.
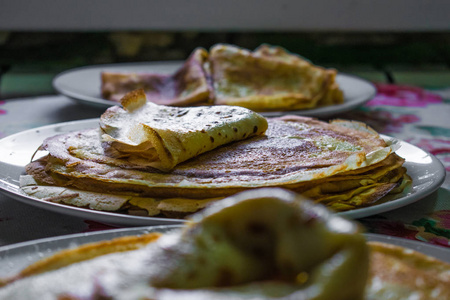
[1,0,449,99]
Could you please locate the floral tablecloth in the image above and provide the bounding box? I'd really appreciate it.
[0,84,449,247]
[341,84,450,247]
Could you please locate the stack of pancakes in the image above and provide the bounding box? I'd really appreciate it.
[22,91,410,218]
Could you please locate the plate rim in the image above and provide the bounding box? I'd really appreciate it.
[0,225,181,255]
[52,61,376,117]
[0,228,447,279]
[0,118,445,225]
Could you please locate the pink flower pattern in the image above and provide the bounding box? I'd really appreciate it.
[366,84,443,107]
[361,210,450,248]
[356,84,450,247]
[341,110,420,134]
[0,100,7,138]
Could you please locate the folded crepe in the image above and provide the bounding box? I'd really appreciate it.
[100,89,268,171]
[101,48,213,105]
[209,44,343,111]
[2,189,448,300]
[101,44,344,111]
[24,114,410,217]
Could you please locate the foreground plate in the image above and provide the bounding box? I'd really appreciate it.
[0,119,445,226]
[53,61,376,118]
[0,225,180,278]
[0,226,448,278]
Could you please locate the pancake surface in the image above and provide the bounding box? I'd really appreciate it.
[366,241,450,299]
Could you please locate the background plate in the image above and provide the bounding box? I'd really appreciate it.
[53,61,376,117]
[0,227,448,278]
[0,119,445,226]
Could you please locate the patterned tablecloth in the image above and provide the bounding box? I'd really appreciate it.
[0,84,449,247]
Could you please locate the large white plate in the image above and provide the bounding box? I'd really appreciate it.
[0,226,448,279]
[53,61,376,118]
[0,119,445,226]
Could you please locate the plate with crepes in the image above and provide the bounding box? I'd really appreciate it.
[0,117,445,226]
[53,44,376,117]
[0,190,448,299]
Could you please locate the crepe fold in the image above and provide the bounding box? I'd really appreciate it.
[209,44,343,111]
[24,116,411,217]
[100,89,268,171]
[101,44,343,112]
[101,48,213,105]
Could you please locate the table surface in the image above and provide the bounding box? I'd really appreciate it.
[0,84,449,248]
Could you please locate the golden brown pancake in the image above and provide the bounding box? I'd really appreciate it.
[210,44,343,111]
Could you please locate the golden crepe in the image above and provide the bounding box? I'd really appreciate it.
[22,111,410,217]
[209,44,343,111]
[100,89,268,171]
[1,189,447,300]
[101,44,344,112]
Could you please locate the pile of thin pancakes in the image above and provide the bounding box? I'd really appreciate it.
[101,43,343,111]
[21,89,410,218]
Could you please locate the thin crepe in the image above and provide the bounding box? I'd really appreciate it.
[101,48,213,105]
[210,44,343,111]
[100,89,268,171]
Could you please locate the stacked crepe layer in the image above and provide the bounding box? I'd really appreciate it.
[1,189,448,299]
[23,96,410,217]
[101,44,343,112]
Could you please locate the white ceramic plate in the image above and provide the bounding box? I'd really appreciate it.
[0,119,445,226]
[53,61,376,118]
[0,226,448,278]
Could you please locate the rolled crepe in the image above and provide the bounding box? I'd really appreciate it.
[100,89,268,171]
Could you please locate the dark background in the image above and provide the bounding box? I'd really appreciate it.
[1,31,449,99]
